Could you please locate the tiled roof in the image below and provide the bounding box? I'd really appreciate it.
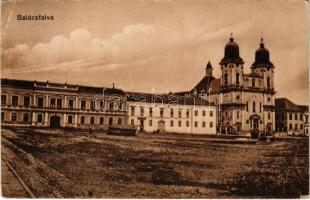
[1,78,124,95]
[275,98,308,112]
[126,92,214,106]
[192,76,215,93]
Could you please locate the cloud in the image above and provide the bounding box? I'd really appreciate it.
[2,24,156,71]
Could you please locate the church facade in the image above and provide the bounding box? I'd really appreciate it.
[192,36,276,134]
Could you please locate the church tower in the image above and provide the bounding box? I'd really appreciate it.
[205,61,213,77]
[220,34,244,87]
[251,38,275,90]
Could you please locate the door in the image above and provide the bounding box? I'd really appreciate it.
[50,115,61,128]
[158,120,165,133]
[252,118,259,131]
[139,118,144,132]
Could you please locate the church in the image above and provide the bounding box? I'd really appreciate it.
[191,35,276,134]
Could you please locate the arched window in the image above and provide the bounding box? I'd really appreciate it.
[236,73,240,85]
[11,113,17,122]
[252,78,255,87]
[23,113,29,123]
[224,73,228,85]
[68,115,73,124]
[90,117,95,124]
[267,77,270,88]
[80,116,85,124]
[37,114,43,123]
[253,101,256,113]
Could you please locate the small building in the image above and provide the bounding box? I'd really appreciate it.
[275,98,309,136]
[126,92,217,134]
[1,78,127,130]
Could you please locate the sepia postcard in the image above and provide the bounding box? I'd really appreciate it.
[1,0,309,198]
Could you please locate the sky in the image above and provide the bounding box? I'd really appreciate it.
[1,0,309,104]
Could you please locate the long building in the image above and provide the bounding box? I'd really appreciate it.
[1,78,217,134]
[1,79,127,129]
[126,92,216,134]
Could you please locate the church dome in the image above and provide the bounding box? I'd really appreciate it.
[252,38,273,68]
[220,35,244,65]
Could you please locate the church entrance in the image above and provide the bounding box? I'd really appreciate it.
[250,114,260,131]
[50,115,61,128]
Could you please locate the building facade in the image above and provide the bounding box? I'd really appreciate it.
[191,37,276,134]
[275,98,309,136]
[126,93,217,134]
[1,79,127,129]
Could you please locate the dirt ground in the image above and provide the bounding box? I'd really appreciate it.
[1,128,309,198]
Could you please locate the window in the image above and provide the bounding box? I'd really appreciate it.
[224,73,228,85]
[267,77,270,88]
[237,111,240,119]
[56,99,62,108]
[252,78,255,87]
[289,113,292,120]
[118,103,123,111]
[246,101,248,112]
[295,124,298,130]
[210,122,213,128]
[81,100,86,110]
[140,107,144,116]
[295,113,297,120]
[194,121,198,127]
[170,109,174,117]
[246,120,249,124]
[194,110,198,116]
[267,97,271,102]
[12,95,18,106]
[149,120,153,126]
[50,98,56,107]
[90,100,95,110]
[236,95,240,100]
[37,114,43,123]
[202,121,206,127]
[202,110,206,116]
[300,114,303,121]
[210,111,213,117]
[306,115,309,123]
[68,115,73,124]
[1,95,7,106]
[109,118,113,125]
[23,113,29,123]
[109,102,114,110]
[178,110,182,118]
[149,108,153,117]
[118,118,122,125]
[1,112,4,122]
[186,110,190,118]
[80,116,85,124]
[130,106,135,116]
[300,124,303,129]
[268,112,271,120]
[289,123,292,130]
[100,117,104,124]
[68,99,74,109]
[170,120,174,127]
[100,100,104,110]
[90,117,95,124]
[131,119,134,125]
[160,108,164,117]
[24,96,30,107]
[37,97,44,108]
[253,101,256,113]
[186,121,190,127]
[236,73,240,85]
[282,114,284,121]
[260,102,262,112]
[178,120,182,127]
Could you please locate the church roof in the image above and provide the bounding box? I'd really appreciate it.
[220,36,244,65]
[252,38,274,68]
[192,75,215,94]
[245,72,262,78]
